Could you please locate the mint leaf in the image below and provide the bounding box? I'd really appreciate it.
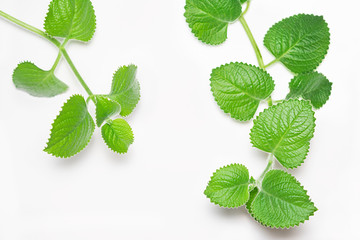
[264,14,330,73]
[249,170,317,228]
[44,0,96,42]
[286,72,332,109]
[245,187,258,215]
[250,100,315,168]
[12,62,68,97]
[107,65,140,117]
[101,118,134,154]
[184,0,242,45]
[44,95,95,158]
[204,164,250,208]
[211,62,275,121]
[240,0,247,3]
[94,96,121,127]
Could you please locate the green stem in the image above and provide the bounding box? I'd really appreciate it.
[241,0,251,17]
[50,51,62,72]
[60,47,94,97]
[258,154,274,183]
[0,10,96,102]
[0,10,60,47]
[267,96,273,107]
[239,16,265,69]
[264,58,278,68]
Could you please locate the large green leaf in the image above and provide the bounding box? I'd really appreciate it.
[107,65,140,116]
[13,62,68,97]
[250,100,315,168]
[211,62,275,121]
[286,72,332,109]
[184,0,242,45]
[44,95,95,158]
[94,96,121,127]
[264,14,330,73]
[101,119,134,154]
[44,0,96,42]
[248,170,317,228]
[204,164,250,208]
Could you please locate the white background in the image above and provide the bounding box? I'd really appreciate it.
[0,0,359,239]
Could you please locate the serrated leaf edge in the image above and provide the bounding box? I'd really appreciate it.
[43,0,97,42]
[204,163,251,208]
[248,170,317,229]
[264,13,331,73]
[249,99,316,169]
[210,62,275,121]
[43,94,95,158]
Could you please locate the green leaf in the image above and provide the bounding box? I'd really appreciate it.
[246,187,258,215]
[94,96,121,127]
[44,95,95,158]
[264,14,330,73]
[44,0,96,42]
[286,72,332,109]
[107,65,140,116]
[12,62,68,97]
[204,164,250,208]
[184,0,242,45]
[240,0,247,3]
[101,118,134,154]
[250,100,315,168]
[210,62,275,121]
[248,170,317,228]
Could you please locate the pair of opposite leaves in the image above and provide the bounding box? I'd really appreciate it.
[185,0,332,229]
[12,0,140,157]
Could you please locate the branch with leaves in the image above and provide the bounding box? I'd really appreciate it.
[0,0,140,158]
[185,0,332,228]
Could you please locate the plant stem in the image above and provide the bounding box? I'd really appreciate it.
[258,154,274,183]
[239,16,265,69]
[241,0,251,17]
[50,51,62,72]
[60,47,94,97]
[0,10,60,47]
[264,58,278,68]
[0,10,96,101]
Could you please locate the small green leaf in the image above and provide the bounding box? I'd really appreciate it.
[211,62,275,121]
[101,119,134,154]
[286,72,332,109]
[204,164,250,208]
[246,187,258,215]
[240,0,247,3]
[250,100,315,168]
[94,96,121,127]
[44,95,95,158]
[107,65,140,117]
[264,14,330,73]
[44,0,96,42]
[184,0,242,45]
[249,170,317,228]
[13,62,68,97]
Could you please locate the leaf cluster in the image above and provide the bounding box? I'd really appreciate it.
[9,0,140,157]
[185,0,332,228]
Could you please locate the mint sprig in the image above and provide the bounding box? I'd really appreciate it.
[185,0,332,228]
[0,0,140,158]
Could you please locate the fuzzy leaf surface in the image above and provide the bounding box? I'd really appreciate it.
[107,65,140,116]
[101,119,134,154]
[94,96,121,127]
[264,14,330,73]
[44,0,96,42]
[211,62,275,121]
[44,95,95,158]
[184,0,242,45]
[204,164,250,208]
[250,100,315,168]
[286,72,332,109]
[13,62,68,97]
[249,170,317,228]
